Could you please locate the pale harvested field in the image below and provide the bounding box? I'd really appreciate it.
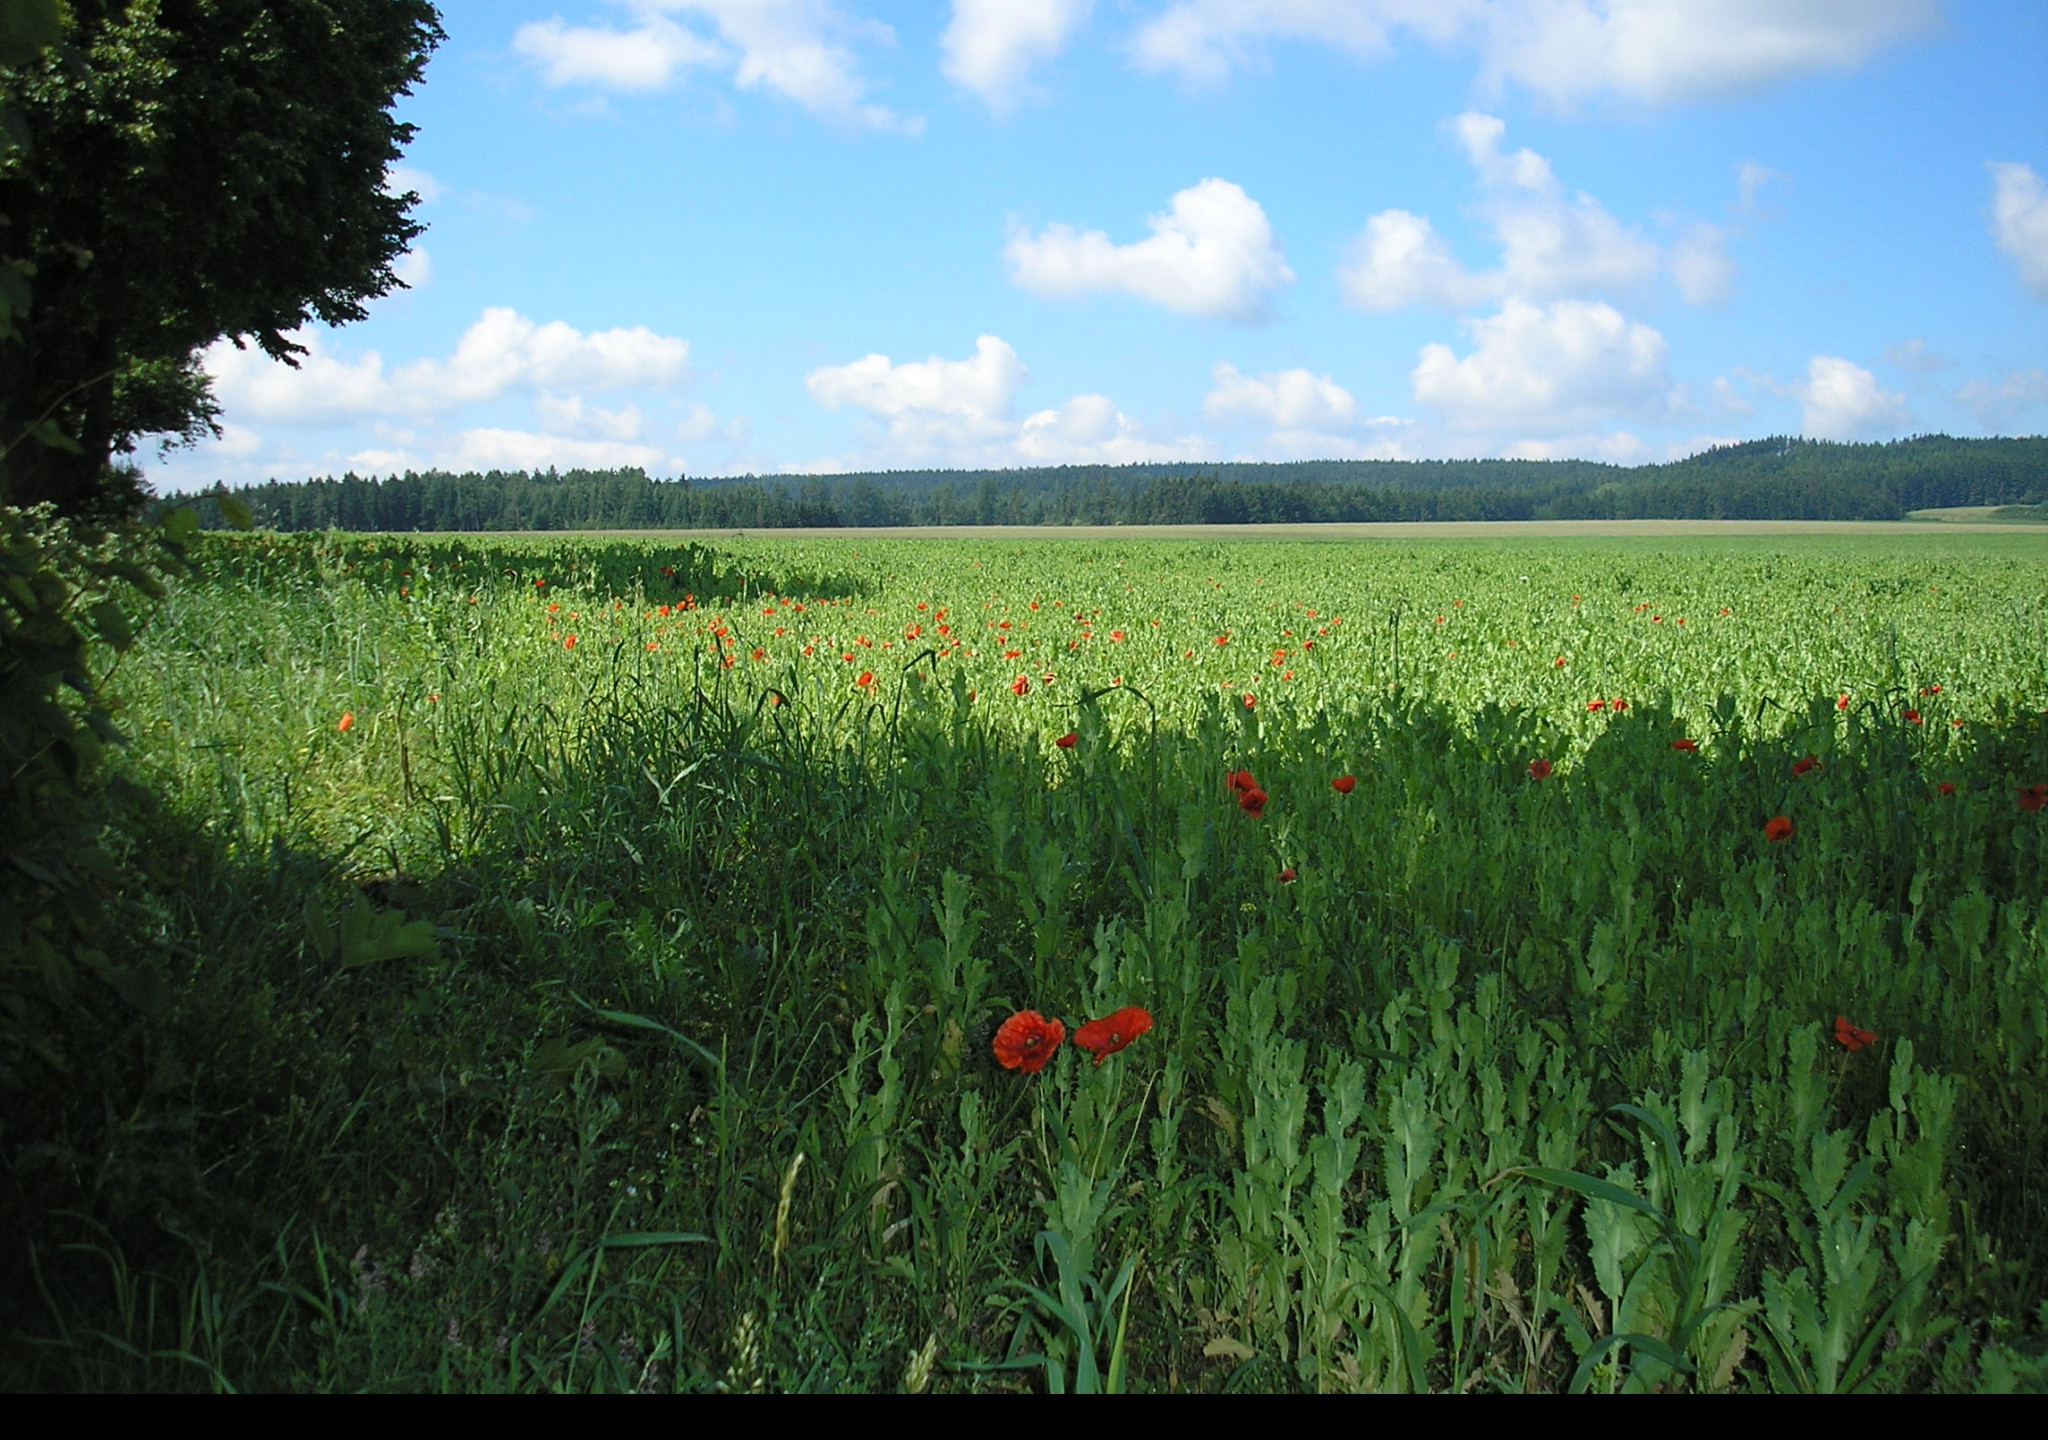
[471,519,2048,540]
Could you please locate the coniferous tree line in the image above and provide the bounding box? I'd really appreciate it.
[191,434,2046,531]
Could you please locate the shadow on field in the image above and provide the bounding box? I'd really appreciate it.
[5,675,2047,1391]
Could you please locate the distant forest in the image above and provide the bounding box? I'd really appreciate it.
[193,434,2047,531]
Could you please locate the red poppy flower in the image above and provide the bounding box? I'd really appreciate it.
[1764,815,1794,843]
[1937,782,1956,797]
[1554,656,1567,667]
[1792,755,1819,776]
[337,712,355,733]
[1671,738,1698,753]
[1243,694,1257,709]
[1588,699,1606,712]
[1528,758,1553,781]
[993,1011,1065,1073]
[1904,709,1922,725]
[1612,698,1628,712]
[1837,694,1851,711]
[564,634,578,649]
[1833,1016,1876,1053]
[1276,867,1297,884]
[1011,676,1030,696]
[2019,784,2048,813]
[1239,787,1268,818]
[1073,1008,1152,1065]
[1228,769,1258,793]
[1332,775,1356,794]
[1056,731,1078,749]
[856,671,875,689]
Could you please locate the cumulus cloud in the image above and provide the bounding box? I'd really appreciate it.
[1338,210,1495,311]
[205,309,692,425]
[1474,0,1940,108]
[1342,114,1705,312]
[1006,178,1294,322]
[513,13,725,90]
[1988,161,2048,300]
[428,429,673,474]
[804,334,1025,446]
[1956,368,2048,431]
[1411,297,1674,433]
[1454,112,1661,299]
[515,1,918,132]
[942,0,1091,114]
[1501,430,1650,463]
[1016,394,1211,463]
[1204,362,1358,430]
[802,334,1212,465]
[1128,0,1451,85]
[1125,0,1936,105]
[1797,356,1909,440]
[535,393,646,441]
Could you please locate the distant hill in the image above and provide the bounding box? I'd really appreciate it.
[187,434,2047,531]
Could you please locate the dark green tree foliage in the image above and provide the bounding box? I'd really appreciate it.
[204,435,2048,531]
[0,0,443,515]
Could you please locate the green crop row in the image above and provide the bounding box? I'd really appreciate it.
[4,529,2044,1392]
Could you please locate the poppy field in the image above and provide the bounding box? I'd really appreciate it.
[17,527,2048,1392]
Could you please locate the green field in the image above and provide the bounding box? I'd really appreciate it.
[9,528,2048,1392]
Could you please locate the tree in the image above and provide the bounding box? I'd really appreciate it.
[0,0,443,515]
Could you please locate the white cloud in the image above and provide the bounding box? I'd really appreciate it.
[1338,209,1494,311]
[1957,368,2048,431]
[397,308,690,405]
[1502,430,1649,463]
[1005,177,1294,322]
[1262,429,1411,460]
[942,0,1091,114]
[213,423,262,459]
[1204,361,1358,430]
[1669,223,1736,306]
[1016,394,1211,463]
[1125,1,1936,105]
[383,164,445,203]
[513,14,725,90]
[804,334,1025,445]
[1411,297,1674,433]
[535,393,646,441]
[1988,161,2048,300]
[428,429,673,474]
[205,309,692,425]
[206,332,396,427]
[1342,114,1704,312]
[1453,112,1660,300]
[802,335,1213,465]
[1128,0,1459,86]
[1475,0,1940,108]
[1796,356,1909,440]
[392,247,433,289]
[516,2,918,131]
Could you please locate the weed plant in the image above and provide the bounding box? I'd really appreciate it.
[2,530,2045,1392]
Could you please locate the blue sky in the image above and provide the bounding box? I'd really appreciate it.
[151,0,2048,492]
